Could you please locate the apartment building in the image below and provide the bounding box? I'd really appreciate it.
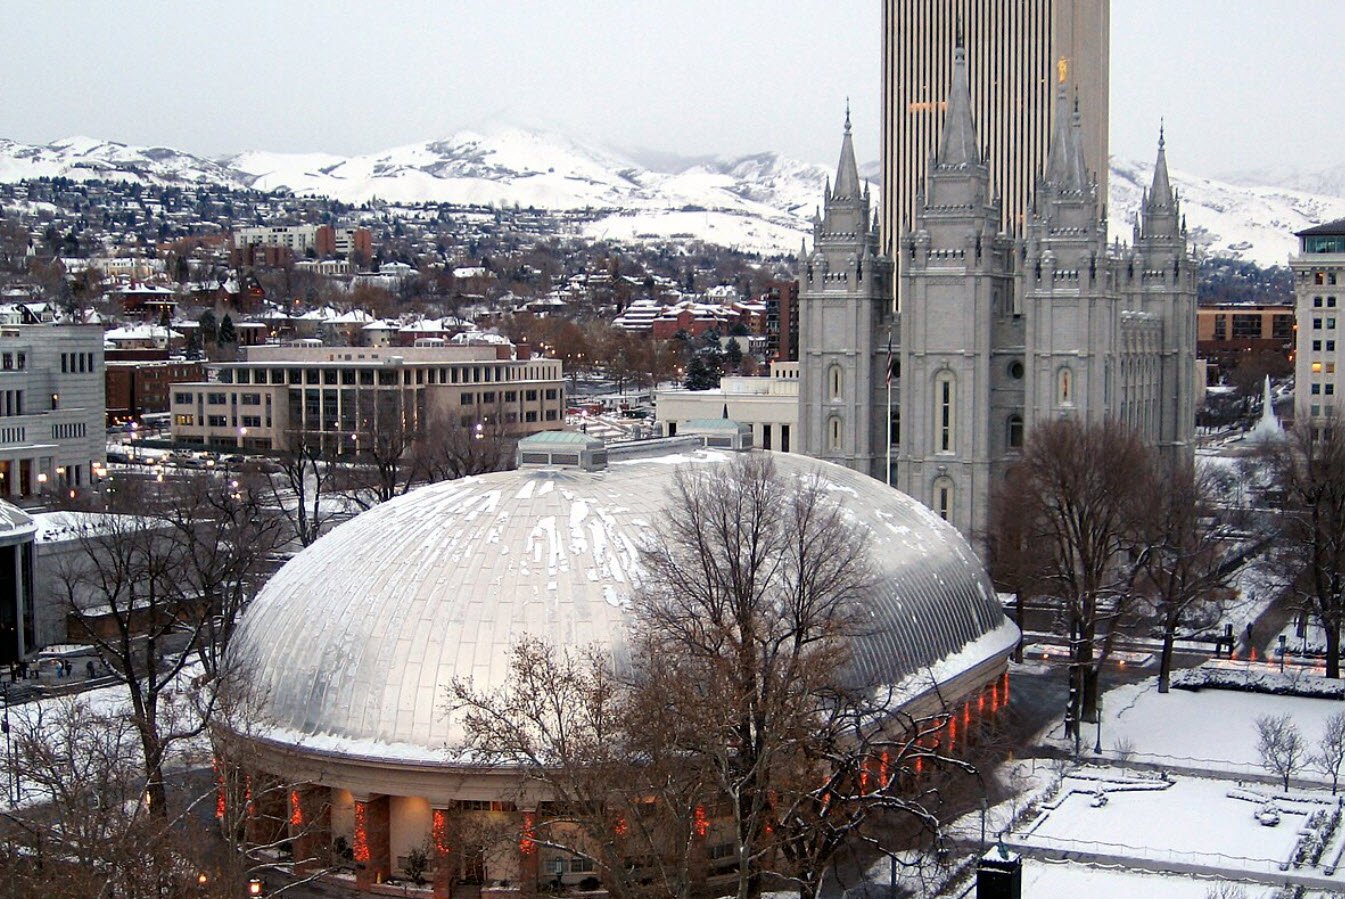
[170,344,565,452]
[1293,220,1345,431]
[0,324,105,497]
[231,224,373,267]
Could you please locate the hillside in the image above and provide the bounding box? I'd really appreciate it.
[0,127,1341,265]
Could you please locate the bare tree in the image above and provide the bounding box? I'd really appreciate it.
[420,406,516,483]
[1139,459,1235,692]
[1003,418,1152,740]
[269,430,340,548]
[161,471,286,679]
[984,472,1049,664]
[1264,424,1345,678]
[1256,713,1306,792]
[451,638,705,899]
[336,388,425,509]
[54,481,210,816]
[633,453,960,899]
[1314,710,1345,794]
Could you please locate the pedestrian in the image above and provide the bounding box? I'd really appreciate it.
[85,659,95,679]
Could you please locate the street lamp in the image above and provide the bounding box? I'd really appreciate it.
[1280,634,1288,674]
[246,877,265,897]
[1,682,15,807]
[1094,695,1103,756]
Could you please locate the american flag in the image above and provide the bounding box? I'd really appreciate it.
[885,329,894,386]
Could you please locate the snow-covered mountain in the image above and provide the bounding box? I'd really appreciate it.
[0,135,248,188]
[1110,158,1345,267]
[1,127,1343,265]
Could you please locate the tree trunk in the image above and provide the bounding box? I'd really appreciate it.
[1328,620,1342,680]
[1158,629,1176,694]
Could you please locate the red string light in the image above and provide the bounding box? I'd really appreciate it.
[693,806,709,838]
[433,809,450,856]
[520,812,537,855]
[353,801,371,863]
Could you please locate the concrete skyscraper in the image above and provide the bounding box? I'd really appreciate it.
[881,0,1109,252]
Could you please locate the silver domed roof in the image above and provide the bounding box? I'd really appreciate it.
[229,448,1009,761]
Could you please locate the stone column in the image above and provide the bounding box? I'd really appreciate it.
[354,794,392,888]
[689,804,710,891]
[431,806,457,899]
[290,784,332,876]
[518,809,539,897]
[244,773,288,847]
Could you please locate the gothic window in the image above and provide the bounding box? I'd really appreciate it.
[1007,414,1024,449]
[829,365,843,401]
[1057,367,1073,406]
[891,408,901,447]
[933,476,954,521]
[828,416,842,451]
[935,372,956,453]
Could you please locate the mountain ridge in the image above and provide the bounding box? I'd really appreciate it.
[1,127,1341,266]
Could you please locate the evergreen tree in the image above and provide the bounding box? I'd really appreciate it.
[724,338,743,374]
[218,314,237,345]
[198,309,218,346]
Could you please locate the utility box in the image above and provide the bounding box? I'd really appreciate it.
[976,846,1022,899]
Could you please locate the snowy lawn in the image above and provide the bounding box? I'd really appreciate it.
[1,661,211,808]
[1013,771,1309,876]
[1096,677,1345,777]
[1020,860,1276,899]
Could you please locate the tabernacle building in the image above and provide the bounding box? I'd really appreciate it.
[224,429,1018,895]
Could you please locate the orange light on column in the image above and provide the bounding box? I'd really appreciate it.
[693,806,709,838]
[433,809,450,856]
[520,812,537,855]
[290,789,303,828]
[353,801,371,863]
[213,758,226,820]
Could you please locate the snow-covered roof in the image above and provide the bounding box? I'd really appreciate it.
[229,447,1011,764]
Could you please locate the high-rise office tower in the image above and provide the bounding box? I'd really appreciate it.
[881,0,1109,251]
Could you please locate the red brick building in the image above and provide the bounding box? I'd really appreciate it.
[104,352,205,425]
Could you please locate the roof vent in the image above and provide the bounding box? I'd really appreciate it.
[516,430,608,471]
[681,419,754,451]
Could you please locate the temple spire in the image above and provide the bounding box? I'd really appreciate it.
[936,40,979,167]
[1044,80,1088,192]
[1148,121,1175,213]
[832,105,862,199]
[1140,122,1180,240]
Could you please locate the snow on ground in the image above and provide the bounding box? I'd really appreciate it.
[1,660,211,808]
[1020,859,1276,899]
[1017,771,1304,876]
[1096,676,1345,775]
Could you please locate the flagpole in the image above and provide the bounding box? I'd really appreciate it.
[885,328,893,487]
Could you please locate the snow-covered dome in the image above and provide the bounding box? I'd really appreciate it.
[229,444,1014,764]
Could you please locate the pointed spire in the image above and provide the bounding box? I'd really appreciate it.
[1044,80,1088,192]
[936,40,979,167]
[1148,121,1175,213]
[832,106,862,200]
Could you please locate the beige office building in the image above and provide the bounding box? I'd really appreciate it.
[170,345,564,452]
[882,0,1109,249]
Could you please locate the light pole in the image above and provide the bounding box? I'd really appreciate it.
[1094,695,1103,756]
[1280,634,1288,674]
[2,681,15,806]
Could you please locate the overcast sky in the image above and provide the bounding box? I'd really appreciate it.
[2,1,1341,176]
